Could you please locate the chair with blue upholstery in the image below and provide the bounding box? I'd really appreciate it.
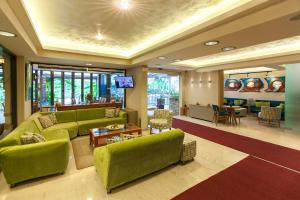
[212,105,229,126]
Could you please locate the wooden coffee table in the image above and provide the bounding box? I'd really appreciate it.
[89,124,142,147]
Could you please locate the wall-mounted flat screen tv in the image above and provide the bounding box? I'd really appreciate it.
[115,76,134,88]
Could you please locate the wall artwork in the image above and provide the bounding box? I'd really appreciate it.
[25,63,32,101]
[224,79,242,91]
[265,76,285,92]
[239,78,264,92]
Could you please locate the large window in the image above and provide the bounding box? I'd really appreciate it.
[74,72,82,103]
[64,72,72,104]
[41,70,51,106]
[32,65,125,109]
[92,74,99,99]
[83,73,91,101]
[54,72,62,103]
[111,73,125,102]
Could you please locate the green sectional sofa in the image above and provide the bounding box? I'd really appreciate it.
[0,108,127,186]
[94,129,184,193]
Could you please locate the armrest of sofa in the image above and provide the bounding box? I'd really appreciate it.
[94,147,110,190]
[0,139,69,184]
[119,111,127,119]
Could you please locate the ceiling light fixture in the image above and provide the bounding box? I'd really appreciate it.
[158,56,166,60]
[96,33,104,40]
[0,30,16,37]
[86,63,92,66]
[222,46,236,51]
[117,0,132,10]
[204,40,219,46]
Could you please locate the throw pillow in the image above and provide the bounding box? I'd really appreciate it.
[115,108,121,117]
[33,133,47,142]
[120,133,142,141]
[105,109,115,118]
[38,115,54,128]
[20,132,46,145]
[48,113,58,124]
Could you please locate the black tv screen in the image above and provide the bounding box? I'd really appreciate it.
[115,76,134,88]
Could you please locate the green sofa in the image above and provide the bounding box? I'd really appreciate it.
[0,108,127,186]
[94,129,184,192]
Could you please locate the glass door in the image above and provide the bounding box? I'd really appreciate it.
[147,72,180,115]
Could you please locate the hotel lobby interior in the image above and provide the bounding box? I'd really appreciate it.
[0,0,300,199]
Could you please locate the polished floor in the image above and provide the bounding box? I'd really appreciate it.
[0,116,299,200]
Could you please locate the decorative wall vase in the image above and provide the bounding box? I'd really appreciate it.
[265,76,285,92]
[224,79,242,91]
[240,78,264,92]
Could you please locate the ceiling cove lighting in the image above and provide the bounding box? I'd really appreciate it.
[0,30,16,37]
[204,40,219,46]
[222,46,236,51]
[224,67,277,75]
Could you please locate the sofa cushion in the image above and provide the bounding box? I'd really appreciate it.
[38,115,54,128]
[256,102,270,107]
[55,110,77,123]
[77,108,106,121]
[105,109,116,118]
[77,117,126,136]
[42,122,78,139]
[42,129,70,141]
[49,113,58,124]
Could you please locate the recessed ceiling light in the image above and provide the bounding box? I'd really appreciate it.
[158,56,166,60]
[86,63,92,66]
[174,59,182,62]
[96,33,104,40]
[222,46,236,51]
[204,40,219,46]
[117,0,132,10]
[0,30,16,37]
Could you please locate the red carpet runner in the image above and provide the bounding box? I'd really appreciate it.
[172,156,300,200]
[173,118,300,172]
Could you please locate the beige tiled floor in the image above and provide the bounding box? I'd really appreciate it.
[0,116,299,200]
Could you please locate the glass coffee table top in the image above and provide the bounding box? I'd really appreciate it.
[91,124,140,137]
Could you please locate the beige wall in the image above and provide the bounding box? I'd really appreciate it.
[3,53,12,129]
[224,70,285,101]
[16,56,31,125]
[126,66,148,129]
[183,70,224,106]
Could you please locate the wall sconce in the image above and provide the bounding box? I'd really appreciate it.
[199,80,203,84]
[208,80,212,84]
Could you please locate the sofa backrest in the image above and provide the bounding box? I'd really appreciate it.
[76,108,106,121]
[103,129,184,188]
[0,119,40,148]
[55,110,77,123]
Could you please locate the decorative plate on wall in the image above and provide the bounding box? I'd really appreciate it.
[224,79,242,91]
[265,76,285,92]
[240,78,264,92]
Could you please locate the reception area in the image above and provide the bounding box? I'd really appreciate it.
[0,0,300,199]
